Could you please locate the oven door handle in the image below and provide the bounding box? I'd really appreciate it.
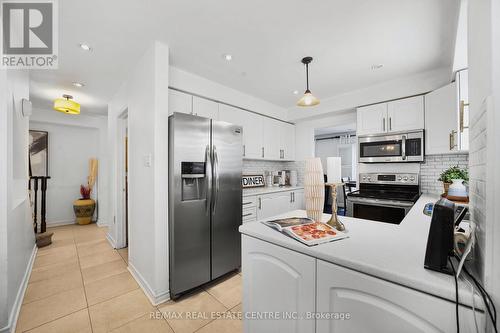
[347,196,415,208]
[401,135,407,160]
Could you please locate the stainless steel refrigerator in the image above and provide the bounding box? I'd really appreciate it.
[168,112,242,299]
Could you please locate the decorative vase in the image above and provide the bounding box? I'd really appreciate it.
[447,179,467,198]
[73,198,96,225]
[304,158,325,222]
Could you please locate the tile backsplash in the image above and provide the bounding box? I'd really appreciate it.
[243,160,305,186]
[420,153,469,194]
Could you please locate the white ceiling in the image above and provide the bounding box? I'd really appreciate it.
[29,0,460,116]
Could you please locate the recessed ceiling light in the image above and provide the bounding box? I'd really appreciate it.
[371,64,383,70]
[79,43,92,51]
[223,54,232,61]
[292,90,299,95]
[72,82,85,88]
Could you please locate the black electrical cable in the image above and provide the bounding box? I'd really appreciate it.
[449,257,460,333]
[455,254,498,332]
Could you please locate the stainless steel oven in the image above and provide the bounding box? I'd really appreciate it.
[347,173,420,224]
[358,130,424,163]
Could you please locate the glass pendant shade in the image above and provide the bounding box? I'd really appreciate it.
[297,56,320,107]
[297,89,320,107]
[54,95,80,114]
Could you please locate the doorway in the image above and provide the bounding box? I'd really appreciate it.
[116,110,129,252]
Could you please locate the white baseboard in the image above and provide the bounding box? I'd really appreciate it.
[128,262,170,306]
[46,219,75,227]
[0,244,37,333]
[106,232,116,249]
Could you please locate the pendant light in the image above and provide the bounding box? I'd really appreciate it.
[54,94,80,114]
[297,56,320,107]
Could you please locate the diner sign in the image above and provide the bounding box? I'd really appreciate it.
[242,174,265,188]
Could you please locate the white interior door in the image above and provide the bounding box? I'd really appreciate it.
[116,110,129,249]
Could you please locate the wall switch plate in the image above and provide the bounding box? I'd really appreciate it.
[144,154,152,167]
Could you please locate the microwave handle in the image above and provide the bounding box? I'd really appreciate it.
[401,135,407,160]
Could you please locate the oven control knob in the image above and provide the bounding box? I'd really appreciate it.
[366,176,371,181]
[403,176,408,181]
[410,176,415,182]
[362,176,366,181]
[397,176,402,181]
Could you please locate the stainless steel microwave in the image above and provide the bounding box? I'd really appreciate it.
[358,130,424,163]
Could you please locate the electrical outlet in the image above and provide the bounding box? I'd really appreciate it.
[144,154,152,167]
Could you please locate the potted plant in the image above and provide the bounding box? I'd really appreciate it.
[73,159,98,225]
[438,166,469,196]
[73,185,96,225]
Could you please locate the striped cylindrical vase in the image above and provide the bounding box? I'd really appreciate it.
[304,158,325,222]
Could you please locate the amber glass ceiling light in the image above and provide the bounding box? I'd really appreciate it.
[297,56,320,107]
[54,94,80,114]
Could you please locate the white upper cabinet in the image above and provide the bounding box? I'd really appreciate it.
[219,104,263,159]
[168,89,192,115]
[425,82,459,155]
[356,103,387,136]
[280,122,295,161]
[192,96,219,120]
[357,96,424,136]
[263,118,281,160]
[387,95,424,132]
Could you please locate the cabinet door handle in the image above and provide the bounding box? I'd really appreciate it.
[459,100,468,132]
[389,117,392,131]
[242,201,252,206]
[290,192,293,203]
[262,147,264,158]
[383,118,386,132]
[258,197,262,209]
[242,213,253,217]
[449,130,457,150]
[243,144,246,157]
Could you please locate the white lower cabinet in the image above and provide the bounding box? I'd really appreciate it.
[242,236,316,333]
[256,191,291,220]
[254,189,305,220]
[316,260,484,333]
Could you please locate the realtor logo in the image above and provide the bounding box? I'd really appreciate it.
[1,0,58,68]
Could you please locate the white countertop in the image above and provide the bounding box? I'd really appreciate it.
[242,186,304,197]
[239,195,481,308]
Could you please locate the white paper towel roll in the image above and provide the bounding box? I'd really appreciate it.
[327,157,341,183]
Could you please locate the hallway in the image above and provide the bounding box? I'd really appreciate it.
[16,224,242,333]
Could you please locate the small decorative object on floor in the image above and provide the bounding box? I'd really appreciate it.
[36,232,53,247]
[73,158,99,225]
[304,158,325,222]
[438,165,468,197]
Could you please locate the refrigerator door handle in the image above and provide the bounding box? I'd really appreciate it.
[212,145,220,214]
[205,144,212,215]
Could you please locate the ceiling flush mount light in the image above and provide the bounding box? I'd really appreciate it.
[72,82,85,88]
[223,53,232,61]
[79,43,92,51]
[297,56,320,107]
[54,94,80,115]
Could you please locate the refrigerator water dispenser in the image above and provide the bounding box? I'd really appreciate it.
[181,162,206,201]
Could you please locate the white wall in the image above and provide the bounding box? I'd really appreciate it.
[468,0,500,330]
[29,109,108,226]
[107,41,169,305]
[170,66,288,121]
[288,67,451,121]
[0,69,36,333]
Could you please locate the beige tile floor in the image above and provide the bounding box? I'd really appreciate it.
[16,224,243,333]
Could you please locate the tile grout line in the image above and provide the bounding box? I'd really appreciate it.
[19,230,87,332]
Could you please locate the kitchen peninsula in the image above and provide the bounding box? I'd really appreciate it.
[239,195,484,333]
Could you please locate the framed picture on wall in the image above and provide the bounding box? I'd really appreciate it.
[29,130,49,177]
